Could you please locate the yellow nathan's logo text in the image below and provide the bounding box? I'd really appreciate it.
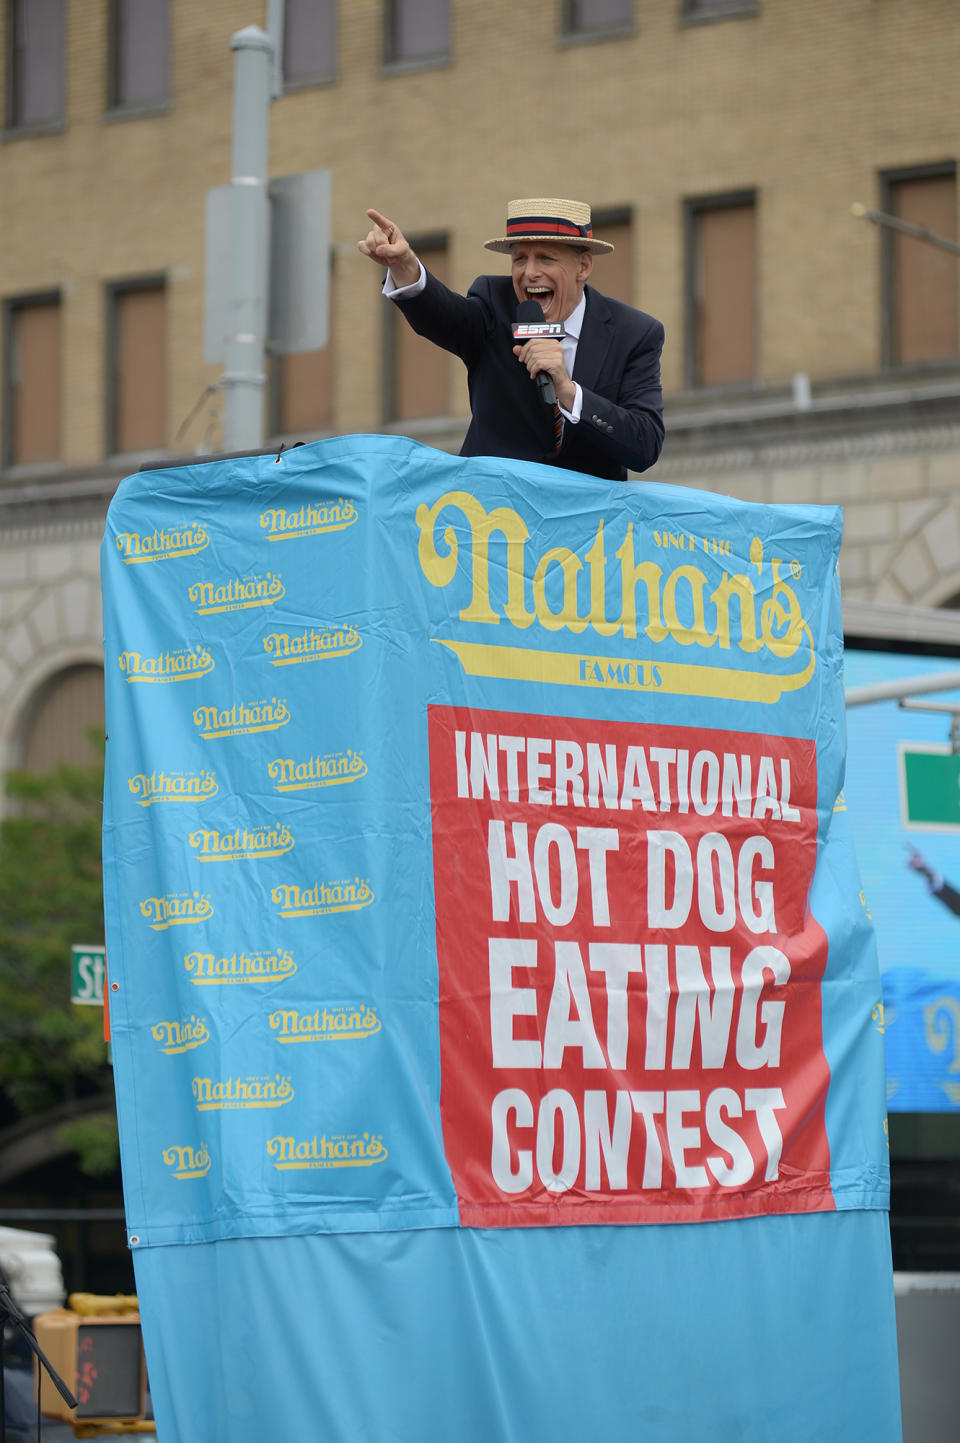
[140,892,214,930]
[259,497,357,540]
[152,1016,210,1053]
[128,769,218,805]
[119,646,214,683]
[189,572,285,615]
[272,877,373,918]
[267,1131,387,1170]
[162,1143,211,1180]
[189,823,294,862]
[184,947,296,985]
[192,1073,294,1111]
[415,489,816,704]
[115,524,209,563]
[263,625,361,667]
[268,748,367,792]
[269,1005,381,1042]
[193,697,290,739]
[925,996,960,1106]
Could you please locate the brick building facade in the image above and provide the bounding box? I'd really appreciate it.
[2,0,960,762]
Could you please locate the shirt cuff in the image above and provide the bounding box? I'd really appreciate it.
[382,262,427,299]
[559,384,583,424]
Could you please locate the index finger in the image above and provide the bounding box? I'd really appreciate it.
[366,208,396,236]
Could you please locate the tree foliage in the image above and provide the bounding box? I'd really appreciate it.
[0,734,114,1130]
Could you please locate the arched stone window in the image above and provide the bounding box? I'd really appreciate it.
[19,664,105,773]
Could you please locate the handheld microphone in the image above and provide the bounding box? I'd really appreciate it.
[512,300,564,406]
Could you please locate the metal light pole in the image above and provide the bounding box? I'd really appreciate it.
[851,202,960,258]
[221,26,273,453]
[845,670,960,707]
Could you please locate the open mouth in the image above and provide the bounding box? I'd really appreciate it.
[524,286,555,317]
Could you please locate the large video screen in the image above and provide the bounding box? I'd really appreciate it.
[844,645,960,1111]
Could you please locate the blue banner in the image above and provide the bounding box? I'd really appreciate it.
[101,436,900,1441]
[845,648,960,1110]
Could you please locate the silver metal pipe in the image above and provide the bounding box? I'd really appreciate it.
[845,669,960,707]
[222,26,273,453]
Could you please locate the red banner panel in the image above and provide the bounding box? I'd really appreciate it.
[429,705,832,1226]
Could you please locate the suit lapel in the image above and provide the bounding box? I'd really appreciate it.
[571,286,613,394]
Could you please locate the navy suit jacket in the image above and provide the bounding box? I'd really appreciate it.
[394,272,664,482]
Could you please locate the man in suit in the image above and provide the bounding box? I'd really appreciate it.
[358,198,664,482]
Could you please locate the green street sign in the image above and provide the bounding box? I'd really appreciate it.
[899,745,960,831]
[71,944,106,1006]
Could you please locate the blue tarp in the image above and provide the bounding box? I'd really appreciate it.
[101,436,901,1441]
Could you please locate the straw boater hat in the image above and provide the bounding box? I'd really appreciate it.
[484,198,615,255]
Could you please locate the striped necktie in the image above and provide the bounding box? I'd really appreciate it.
[553,402,564,452]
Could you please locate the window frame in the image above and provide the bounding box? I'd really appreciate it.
[557,0,635,46]
[382,232,449,424]
[4,0,66,136]
[280,0,338,91]
[382,0,451,74]
[104,0,171,119]
[268,249,336,439]
[879,161,959,372]
[105,275,168,459]
[684,189,758,392]
[17,663,106,774]
[2,289,63,471]
[680,0,758,25]
[589,206,634,303]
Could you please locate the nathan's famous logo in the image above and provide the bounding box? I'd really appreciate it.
[140,892,214,930]
[263,624,361,667]
[115,524,209,563]
[268,748,367,793]
[194,696,291,739]
[925,996,960,1106]
[415,490,817,704]
[184,947,296,985]
[260,497,358,541]
[192,1073,294,1111]
[272,877,373,918]
[189,823,294,862]
[152,1015,210,1054]
[118,646,214,683]
[270,1005,381,1043]
[189,571,285,615]
[267,1131,387,1171]
[128,769,218,806]
[162,1143,210,1180]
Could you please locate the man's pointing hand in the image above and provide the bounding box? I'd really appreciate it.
[358,209,421,288]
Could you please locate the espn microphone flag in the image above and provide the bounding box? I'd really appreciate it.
[101,436,902,1442]
[513,298,564,405]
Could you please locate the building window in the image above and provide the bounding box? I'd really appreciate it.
[590,209,633,304]
[386,239,449,421]
[283,0,336,85]
[680,0,758,23]
[882,166,958,367]
[107,281,167,455]
[108,0,170,110]
[686,193,757,388]
[560,0,633,39]
[274,347,334,436]
[19,666,105,773]
[6,0,65,130]
[272,260,335,437]
[384,0,450,67]
[4,295,61,467]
